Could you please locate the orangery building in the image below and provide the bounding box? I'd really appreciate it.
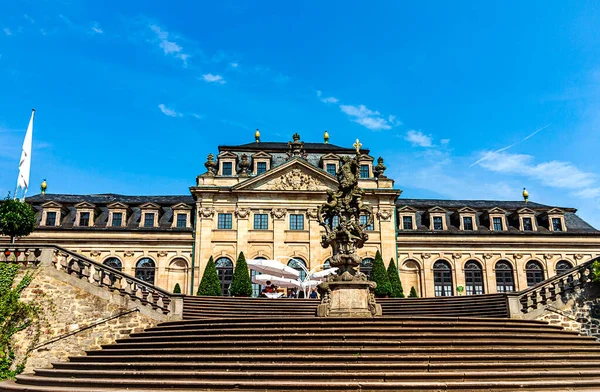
[5,132,600,297]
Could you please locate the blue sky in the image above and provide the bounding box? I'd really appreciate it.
[1,1,599,227]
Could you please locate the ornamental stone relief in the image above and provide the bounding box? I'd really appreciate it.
[199,207,215,219]
[90,250,101,257]
[306,209,319,220]
[575,254,585,260]
[263,169,326,191]
[270,208,287,219]
[234,208,251,219]
[376,209,392,221]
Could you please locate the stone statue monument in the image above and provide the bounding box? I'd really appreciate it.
[316,139,382,317]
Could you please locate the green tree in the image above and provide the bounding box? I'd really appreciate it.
[409,286,419,298]
[0,263,41,380]
[229,252,252,297]
[172,283,181,294]
[372,250,392,297]
[0,198,36,244]
[387,258,404,298]
[197,256,222,296]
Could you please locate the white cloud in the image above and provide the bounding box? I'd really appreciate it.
[338,104,394,130]
[158,104,182,118]
[321,96,339,104]
[191,113,204,119]
[440,139,450,145]
[201,73,225,84]
[24,14,34,24]
[149,24,189,65]
[405,130,433,147]
[3,28,12,36]
[230,62,239,68]
[573,188,600,199]
[475,151,596,190]
[91,23,103,34]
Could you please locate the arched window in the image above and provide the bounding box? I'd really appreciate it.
[135,257,155,285]
[464,260,484,295]
[251,256,266,297]
[215,257,234,296]
[495,261,514,293]
[556,260,573,275]
[288,258,307,281]
[103,257,122,271]
[526,260,545,287]
[360,258,374,280]
[433,260,453,297]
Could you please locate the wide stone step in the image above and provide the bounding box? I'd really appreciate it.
[51,360,600,372]
[117,331,583,344]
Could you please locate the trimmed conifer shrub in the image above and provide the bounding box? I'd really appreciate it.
[173,283,181,294]
[409,286,418,297]
[197,256,222,296]
[372,250,392,297]
[387,258,404,298]
[229,252,253,297]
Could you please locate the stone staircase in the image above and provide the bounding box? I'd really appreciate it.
[4,316,600,391]
[182,292,510,319]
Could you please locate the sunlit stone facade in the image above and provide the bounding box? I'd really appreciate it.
[4,133,600,296]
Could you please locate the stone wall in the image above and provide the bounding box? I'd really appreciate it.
[12,265,163,373]
[534,284,600,341]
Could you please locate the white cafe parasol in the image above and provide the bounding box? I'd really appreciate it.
[252,274,301,288]
[247,259,300,279]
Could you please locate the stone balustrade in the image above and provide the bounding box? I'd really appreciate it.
[2,244,182,318]
[508,256,598,318]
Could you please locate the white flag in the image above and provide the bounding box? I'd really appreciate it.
[17,109,35,193]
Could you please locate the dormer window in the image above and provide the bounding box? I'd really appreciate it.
[552,218,563,232]
[523,217,533,231]
[222,162,233,176]
[256,162,267,175]
[402,216,413,230]
[79,212,90,226]
[463,216,473,231]
[544,208,566,232]
[144,213,155,228]
[74,201,97,227]
[171,203,192,229]
[397,206,417,231]
[138,202,160,228]
[492,217,503,231]
[326,164,337,176]
[46,211,57,226]
[360,165,370,178]
[217,151,238,176]
[107,202,129,228]
[433,216,443,230]
[426,206,447,231]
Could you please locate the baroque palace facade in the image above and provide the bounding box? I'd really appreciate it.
[5,132,600,297]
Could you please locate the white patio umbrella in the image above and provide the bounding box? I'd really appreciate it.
[300,279,322,289]
[247,259,300,279]
[252,274,301,288]
[310,267,339,279]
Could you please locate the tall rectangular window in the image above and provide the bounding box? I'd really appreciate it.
[360,165,370,178]
[46,211,57,226]
[176,213,187,228]
[218,213,232,229]
[552,218,563,231]
[330,216,339,229]
[112,212,123,227]
[493,217,503,231]
[144,213,155,228]
[254,214,268,230]
[289,214,304,230]
[256,162,267,175]
[360,215,374,231]
[433,216,443,230]
[326,164,337,176]
[79,212,90,226]
[402,216,413,230]
[222,162,232,176]
[523,217,533,231]
[463,216,473,231]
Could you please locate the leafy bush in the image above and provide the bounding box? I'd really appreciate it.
[409,286,418,298]
[387,258,404,298]
[173,283,181,294]
[0,198,36,244]
[592,260,600,283]
[372,250,391,297]
[0,263,41,380]
[229,252,252,297]
[197,256,222,296]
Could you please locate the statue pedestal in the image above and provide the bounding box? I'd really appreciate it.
[317,281,382,318]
